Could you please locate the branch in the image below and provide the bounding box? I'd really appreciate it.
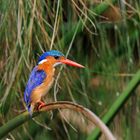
[0,101,115,140]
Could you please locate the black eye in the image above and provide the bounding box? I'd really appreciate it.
[54,56,59,59]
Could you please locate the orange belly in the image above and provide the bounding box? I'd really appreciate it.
[30,76,54,104]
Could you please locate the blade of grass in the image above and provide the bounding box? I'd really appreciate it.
[57,0,117,47]
[87,69,140,140]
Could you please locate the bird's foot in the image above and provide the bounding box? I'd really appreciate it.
[37,101,46,110]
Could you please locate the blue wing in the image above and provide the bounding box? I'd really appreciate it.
[24,66,46,111]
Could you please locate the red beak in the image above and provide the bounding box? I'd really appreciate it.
[60,59,84,68]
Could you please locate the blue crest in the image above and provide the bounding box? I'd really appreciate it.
[38,50,64,63]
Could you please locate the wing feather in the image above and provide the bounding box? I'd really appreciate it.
[24,66,46,111]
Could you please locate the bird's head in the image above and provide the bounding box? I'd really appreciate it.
[38,50,84,68]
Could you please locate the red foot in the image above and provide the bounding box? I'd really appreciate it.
[37,101,46,110]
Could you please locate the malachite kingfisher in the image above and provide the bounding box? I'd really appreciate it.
[24,50,84,115]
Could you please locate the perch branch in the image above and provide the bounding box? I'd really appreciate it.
[0,101,115,140]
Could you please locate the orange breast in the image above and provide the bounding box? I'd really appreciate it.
[30,64,55,104]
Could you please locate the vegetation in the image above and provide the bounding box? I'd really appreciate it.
[0,0,140,139]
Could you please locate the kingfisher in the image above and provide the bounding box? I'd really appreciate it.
[24,50,84,115]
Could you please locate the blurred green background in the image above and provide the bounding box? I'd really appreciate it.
[0,0,140,139]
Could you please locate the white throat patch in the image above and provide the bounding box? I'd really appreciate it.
[53,62,62,67]
[38,59,48,64]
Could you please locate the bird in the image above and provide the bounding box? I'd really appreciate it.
[24,50,84,115]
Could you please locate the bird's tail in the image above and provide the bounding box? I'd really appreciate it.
[28,104,34,116]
